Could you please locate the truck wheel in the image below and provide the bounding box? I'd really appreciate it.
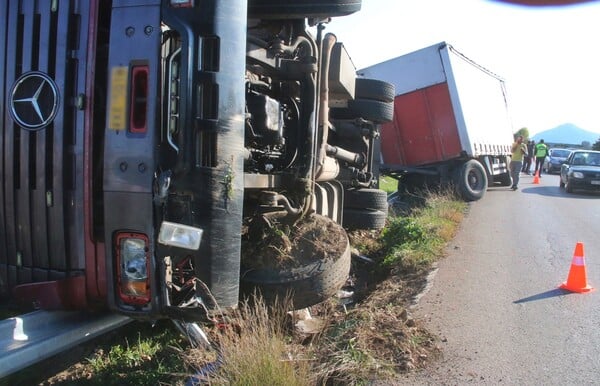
[355,78,395,102]
[248,0,361,18]
[342,208,387,230]
[240,240,351,310]
[455,160,487,201]
[330,99,394,123]
[344,188,388,211]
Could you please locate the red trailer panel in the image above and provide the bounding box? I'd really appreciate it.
[381,82,463,166]
[361,42,513,168]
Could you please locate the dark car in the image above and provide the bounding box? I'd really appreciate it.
[560,150,600,193]
[543,148,572,174]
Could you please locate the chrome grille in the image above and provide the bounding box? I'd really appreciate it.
[0,0,89,295]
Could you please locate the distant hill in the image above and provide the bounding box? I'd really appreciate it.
[531,123,600,146]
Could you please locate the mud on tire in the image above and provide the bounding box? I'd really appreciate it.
[240,214,351,310]
[241,241,351,310]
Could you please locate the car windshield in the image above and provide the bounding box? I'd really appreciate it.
[589,153,600,165]
[572,152,600,166]
[551,149,571,158]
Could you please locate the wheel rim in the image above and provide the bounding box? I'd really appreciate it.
[468,169,483,190]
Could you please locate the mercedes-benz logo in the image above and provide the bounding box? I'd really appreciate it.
[10,71,59,131]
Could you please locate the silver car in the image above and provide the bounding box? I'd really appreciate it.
[543,148,572,174]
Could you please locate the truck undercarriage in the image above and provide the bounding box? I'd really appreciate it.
[0,0,392,322]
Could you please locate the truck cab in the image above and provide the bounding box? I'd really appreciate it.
[1,0,391,321]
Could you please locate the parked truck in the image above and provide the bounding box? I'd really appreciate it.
[359,42,514,201]
[0,0,392,322]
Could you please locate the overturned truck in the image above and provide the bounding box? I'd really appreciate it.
[0,0,393,321]
[360,42,514,201]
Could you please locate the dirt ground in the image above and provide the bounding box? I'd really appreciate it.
[5,221,442,386]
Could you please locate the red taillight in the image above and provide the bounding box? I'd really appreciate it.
[129,66,148,134]
[115,232,151,305]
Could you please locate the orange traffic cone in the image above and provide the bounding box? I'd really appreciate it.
[533,170,540,184]
[559,242,594,293]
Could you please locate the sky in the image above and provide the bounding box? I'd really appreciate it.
[325,0,600,136]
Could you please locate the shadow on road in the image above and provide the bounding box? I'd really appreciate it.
[487,175,600,199]
[518,186,600,198]
[513,288,571,304]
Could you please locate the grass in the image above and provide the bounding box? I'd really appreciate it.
[307,188,466,384]
[381,188,466,272]
[203,297,314,386]
[378,176,397,194]
[21,187,466,386]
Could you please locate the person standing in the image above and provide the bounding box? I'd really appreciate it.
[527,140,536,174]
[510,135,528,190]
[521,139,534,174]
[533,139,549,177]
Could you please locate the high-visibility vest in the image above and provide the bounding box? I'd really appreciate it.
[535,143,548,158]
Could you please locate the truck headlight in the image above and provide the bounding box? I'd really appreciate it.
[116,232,150,305]
[158,221,203,250]
[572,171,584,179]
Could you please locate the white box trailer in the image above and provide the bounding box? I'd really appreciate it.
[360,42,515,200]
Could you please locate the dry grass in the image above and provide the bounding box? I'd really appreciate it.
[200,296,315,386]
[187,189,466,385]
[308,189,465,384]
[20,189,465,386]
[310,283,439,385]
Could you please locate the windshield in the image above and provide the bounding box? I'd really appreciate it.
[572,152,600,166]
[551,149,571,158]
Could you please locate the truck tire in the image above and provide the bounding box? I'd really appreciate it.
[454,160,487,201]
[344,188,388,211]
[342,208,387,230]
[330,99,394,123]
[355,78,395,103]
[240,241,351,310]
[248,0,361,19]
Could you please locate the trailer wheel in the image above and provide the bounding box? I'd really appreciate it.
[355,78,395,102]
[330,99,394,123]
[342,208,387,230]
[248,0,361,18]
[240,241,351,310]
[455,160,487,201]
[344,188,388,211]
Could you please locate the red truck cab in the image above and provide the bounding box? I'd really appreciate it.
[1,0,390,321]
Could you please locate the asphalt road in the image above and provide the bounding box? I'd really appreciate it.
[400,172,600,385]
